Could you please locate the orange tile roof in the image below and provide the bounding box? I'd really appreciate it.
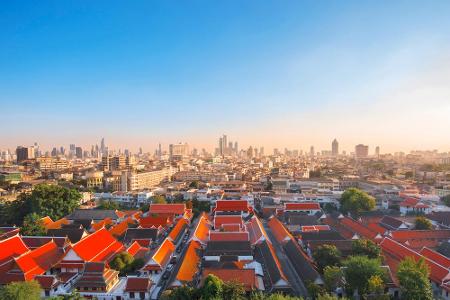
[44,218,70,230]
[213,215,243,229]
[209,232,249,242]
[168,218,188,242]
[192,213,211,244]
[40,216,53,227]
[71,228,125,263]
[245,216,269,245]
[285,202,321,211]
[91,218,114,231]
[13,240,62,281]
[139,216,171,228]
[143,238,175,271]
[0,235,29,266]
[202,268,257,291]
[109,217,134,237]
[301,225,331,232]
[222,224,242,232]
[340,217,379,241]
[127,241,149,259]
[268,216,292,244]
[149,204,186,215]
[175,241,201,283]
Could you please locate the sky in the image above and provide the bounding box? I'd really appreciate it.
[1,1,450,154]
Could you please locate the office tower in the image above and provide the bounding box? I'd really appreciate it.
[375,146,380,157]
[75,147,83,159]
[234,142,238,154]
[222,135,227,153]
[247,146,253,159]
[228,142,233,155]
[219,137,223,156]
[60,146,65,156]
[139,147,143,155]
[260,147,264,157]
[355,144,369,158]
[100,138,105,153]
[273,148,279,155]
[310,146,315,157]
[158,143,162,157]
[51,147,58,157]
[332,139,339,156]
[16,146,35,163]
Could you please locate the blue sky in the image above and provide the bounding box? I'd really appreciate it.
[1,1,450,153]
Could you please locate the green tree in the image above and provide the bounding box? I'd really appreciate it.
[222,280,246,300]
[201,274,223,299]
[109,252,140,275]
[161,286,196,300]
[152,195,167,204]
[343,256,384,296]
[21,213,46,236]
[397,257,433,300]
[313,244,342,272]
[351,239,381,259]
[98,199,120,210]
[339,188,376,217]
[251,292,304,300]
[0,280,41,300]
[414,216,432,230]
[317,294,349,300]
[323,266,343,292]
[189,181,200,189]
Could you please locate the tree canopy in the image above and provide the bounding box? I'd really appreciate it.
[313,244,342,272]
[442,194,450,207]
[0,280,41,300]
[339,188,376,216]
[351,239,381,259]
[343,256,384,296]
[414,216,432,230]
[0,184,81,225]
[152,195,167,204]
[397,257,433,300]
[109,252,144,276]
[21,213,46,236]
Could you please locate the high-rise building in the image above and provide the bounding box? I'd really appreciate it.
[16,146,35,163]
[332,139,339,156]
[310,146,315,157]
[355,144,369,158]
[219,137,223,156]
[75,147,83,159]
[234,142,239,154]
[100,138,105,154]
[375,146,380,157]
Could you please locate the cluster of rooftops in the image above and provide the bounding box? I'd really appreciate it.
[2,199,450,299]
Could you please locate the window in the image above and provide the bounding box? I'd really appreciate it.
[45,291,50,297]
[130,292,135,298]
[140,292,145,299]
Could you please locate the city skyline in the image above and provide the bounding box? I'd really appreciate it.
[2,1,450,152]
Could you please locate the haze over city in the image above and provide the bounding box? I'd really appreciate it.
[2,1,450,153]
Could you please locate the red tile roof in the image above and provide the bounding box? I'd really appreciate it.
[285,202,321,211]
[209,232,249,242]
[139,216,171,228]
[192,213,211,244]
[35,275,59,290]
[70,228,125,263]
[420,247,450,268]
[109,217,134,237]
[149,204,186,215]
[380,238,449,284]
[143,238,175,271]
[0,235,29,267]
[213,215,243,229]
[168,218,188,242]
[389,230,450,242]
[245,216,269,245]
[44,217,70,230]
[301,225,331,232]
[340,217,380,241]
[125,277,151,292]
[126,241,149,259]
[214,200,251,213]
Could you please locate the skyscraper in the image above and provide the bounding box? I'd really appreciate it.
[310,146,315,157]
[100,138,105,153]
[16,146,35,163]
[332,139,339,156]
[75,147,83,159]
[375,146,380,157]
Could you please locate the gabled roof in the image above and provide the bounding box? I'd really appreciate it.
[21,236,69,250]
[127,241,149,259]
[67,209,122,221]
[35,275,59,290]
[44,217,70,230]
[173,241,201,284]
[284,239,322,284]
[339,217,379,241]
[399,197,419,207]
[204,241,252,257]
[125,277,152,292]
[168,218,188,244]
[47,228,88,243]
[139,215,171,228]
[202,268,258,291]
[214,200,251,213]
[420,247,450,268]
[143,238,175,271]
[379,216,406,230]
[149,204,186,215]
[0,227,20,241]
[268,216,292,244]
[245,216,269,245]
[91,218,113,231]
[70,228,125,263]
[0,235,29,266]
[109,217,134,237]
[74,262,119,289]
[255,240,289,288]
[285,202,321,211]
[40,216,53,227]
[389,230,450,242]
[301,225,330,232]
[123,228,158,244]
[209,232,249,242]
[213,215,243,229]
[192,213,211,245]
[8,240,62,281]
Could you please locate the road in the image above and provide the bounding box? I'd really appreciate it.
[263,222,309,298]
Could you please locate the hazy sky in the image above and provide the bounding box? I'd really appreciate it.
[1,1,450,153]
